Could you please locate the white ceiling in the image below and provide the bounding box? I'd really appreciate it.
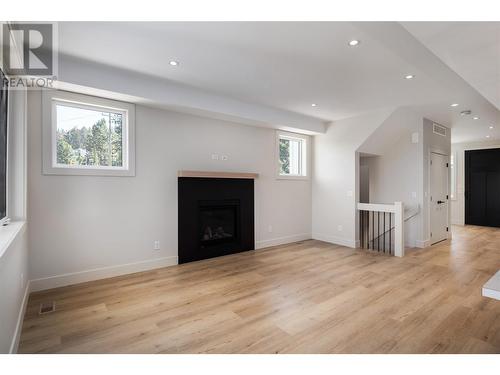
[56,22,499,143]
[402,22,499,110]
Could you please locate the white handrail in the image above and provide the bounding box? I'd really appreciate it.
[357,201,404,257]
[357,202,395,213]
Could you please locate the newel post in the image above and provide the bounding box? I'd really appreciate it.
[394,201,404,257]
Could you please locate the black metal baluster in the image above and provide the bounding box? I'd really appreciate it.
[377,212,380,252]
[389,213,392,254]
[359,211,365,248]
[371,211,374,250]
[366,211,368,249]
[368,211,370,249]
[383,212,386,253]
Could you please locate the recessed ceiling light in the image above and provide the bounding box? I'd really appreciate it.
[486,135,490,138]
[404,74,415,80]
[169,60,179,66]
[348,40,360,47]
[311,103,317,107]
[450,103,459,107]
[473,116,480,120]
[489,126,494,129]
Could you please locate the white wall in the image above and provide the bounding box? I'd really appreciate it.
[312,108,395,247]
[450,140,500,225]
[0,224,28,353]
[358,108,423,247]
[27,90,312,290]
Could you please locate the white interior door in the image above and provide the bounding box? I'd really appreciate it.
[430,152,449,244]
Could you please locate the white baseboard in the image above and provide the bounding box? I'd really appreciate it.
[30,256,178,292]
[9,280,30,354]
[415,239,431,248]
[256,233,311,249]
[312,232,357,248]
[405,240,416,248]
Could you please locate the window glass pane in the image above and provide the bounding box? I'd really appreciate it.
[288,138,300,175]
[279,136,303,176]
[56,104,123,168]
[279,138,290,174]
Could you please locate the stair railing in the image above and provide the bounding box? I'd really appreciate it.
[357,202,404,257]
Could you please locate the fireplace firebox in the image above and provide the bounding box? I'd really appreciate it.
[178,177,254,263]
[199,201,239,246]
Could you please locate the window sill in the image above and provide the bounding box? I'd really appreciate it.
[43,166,135,177]
[0,221,27,260]
[276,175,309,181]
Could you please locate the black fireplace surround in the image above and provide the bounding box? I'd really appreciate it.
[178,177,255,263]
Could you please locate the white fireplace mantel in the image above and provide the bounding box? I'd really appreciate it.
[177,170,259,179]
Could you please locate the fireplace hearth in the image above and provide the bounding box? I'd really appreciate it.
[178,175,255,264]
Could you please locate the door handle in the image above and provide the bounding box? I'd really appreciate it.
[437,200,445,204]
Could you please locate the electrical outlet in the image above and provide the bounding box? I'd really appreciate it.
[20,273,24,288]
[268,225,273,233]
[154,240,160,250]
[337,225,343,232]
[411,191,417,199]
[347,190,353,197]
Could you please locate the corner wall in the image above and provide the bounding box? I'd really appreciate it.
[311,108,395,247]
[357,107,423,247]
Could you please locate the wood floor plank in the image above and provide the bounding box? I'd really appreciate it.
[18,225,500,353]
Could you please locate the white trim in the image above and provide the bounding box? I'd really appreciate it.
[255,233,311,249]
[30,256,178,292]
[312,232,357,248]
[42,90,136,177]
[427,148,450,245]
[357,202,395,213]
[415,238,431,248]
[2,69,9,225]
[0,221,26,260]
[450,150,457,201]
[9,280,30,354]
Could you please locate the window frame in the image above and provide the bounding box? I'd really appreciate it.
[42,90,135,176]
[275,130,309,180]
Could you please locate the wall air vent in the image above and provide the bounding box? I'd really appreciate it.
[433,123,447,137]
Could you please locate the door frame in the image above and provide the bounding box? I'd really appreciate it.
[427,149,450,244]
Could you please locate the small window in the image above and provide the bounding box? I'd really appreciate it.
[276,131,308,179]
[43,91,135,176]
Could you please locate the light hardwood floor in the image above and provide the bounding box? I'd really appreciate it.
[19,225,500,353]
